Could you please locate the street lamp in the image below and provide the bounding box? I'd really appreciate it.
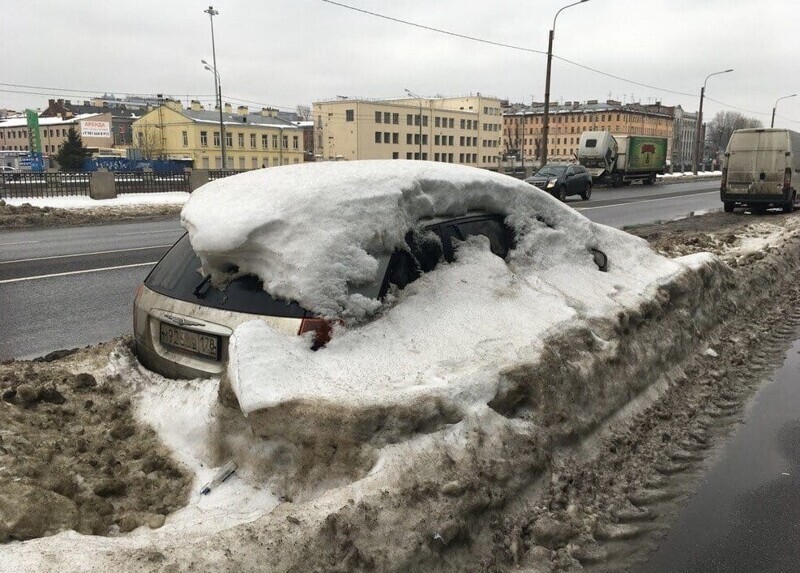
[693,68,732,174]
[405,88,424,160]
[201,61,226,169]
[540,0,589,167]
[771,93,797,128]
[203,6,226,168]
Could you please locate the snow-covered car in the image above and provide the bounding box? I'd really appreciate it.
[134,161,617,380]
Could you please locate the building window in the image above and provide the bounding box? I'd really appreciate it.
[392,132,399,144]
[407,152,413,159]
[291,135,297,149]
[383,132,390,143]
[375,131,382,143]
[272,134,278,148]
[383,112,391,123]
[252,157,259,169]
[200,131,208,147]
[346,109,354,122]
[459,136,465,146]
[448,136,454,146]
[422,134,428,145]
[226,132,233,147]
[213,131,220,146]
[448,118,453,128]
[460,119,466,129]
[238,133,245,148]
[435,153,440,161]
[251,133,257,148]
[182,131,188,147]
[406,114,413,125]
[282,135,288,149]
[435,135,440,145]
[406,133,413,144]
[392,113,399,124]
[424,116,429,127]
[262,134,268,149]
[422,153,428,160]
[392,152,399,159]
[414,134,420,145]
[414,115,420,126]
[435,117,441,128]
[375,111,382,123]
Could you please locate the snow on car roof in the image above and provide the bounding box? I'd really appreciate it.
[183,160,601,318]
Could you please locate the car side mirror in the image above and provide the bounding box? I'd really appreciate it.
[591,248,608,272]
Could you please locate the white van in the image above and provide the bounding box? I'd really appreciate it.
[721,128,800,213]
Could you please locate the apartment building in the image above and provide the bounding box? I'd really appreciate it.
[131,100,304,169]
[503,99,675,164]
[313,95,504,170]
[0,112,114,154]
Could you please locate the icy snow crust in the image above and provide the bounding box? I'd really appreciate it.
[182,161,694,428]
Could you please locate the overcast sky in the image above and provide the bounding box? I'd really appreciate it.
[2,0,798,127]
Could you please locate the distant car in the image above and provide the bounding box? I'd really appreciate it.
[526,163,592,201]
[134,164,609,380]
[0,165,20,181]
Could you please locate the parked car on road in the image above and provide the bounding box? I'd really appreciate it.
[525,163,593,201]
[134,163,610,379]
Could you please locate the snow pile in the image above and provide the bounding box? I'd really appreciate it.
[180,161,710,442]
[3,191,190,209]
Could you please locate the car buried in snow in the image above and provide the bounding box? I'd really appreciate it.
[133,161,613,380]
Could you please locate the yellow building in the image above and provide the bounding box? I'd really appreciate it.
[503,99,674,163]
[313,95,504,170]
[132,100,304,169]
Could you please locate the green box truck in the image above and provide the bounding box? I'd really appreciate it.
[578,131,668,187]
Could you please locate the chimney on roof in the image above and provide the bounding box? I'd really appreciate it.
[606,99,621,105]
[48,99,55,106]
[190,100,203,111]
[224,103,232,113]
[164,100,182,111]
[261,107,278,118]
[237,105,249,116]
[587,99,598,105]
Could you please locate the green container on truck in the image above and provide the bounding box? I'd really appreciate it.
[721,128,800,213]
[578,131,668,187]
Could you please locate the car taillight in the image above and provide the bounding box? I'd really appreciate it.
[784,168,792,189]
[298,317,335,349]
[721,168,728,192]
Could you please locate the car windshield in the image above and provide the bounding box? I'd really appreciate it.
[534,166,567,177]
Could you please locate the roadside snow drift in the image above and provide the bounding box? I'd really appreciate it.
[181,161,711,445]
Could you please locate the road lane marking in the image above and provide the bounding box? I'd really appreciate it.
[117,229,183,236]
[0,262,157,284]
[575,191,719,211]
[0,240,39,246]
[0,244,172,265]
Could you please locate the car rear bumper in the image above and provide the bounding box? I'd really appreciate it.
[721,188,792,205]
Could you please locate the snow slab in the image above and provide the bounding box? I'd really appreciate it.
[4,192,189,209]
[180,160,705,431]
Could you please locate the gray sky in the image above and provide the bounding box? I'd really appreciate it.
[2,0,799,127]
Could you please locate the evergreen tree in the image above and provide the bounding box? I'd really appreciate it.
[55,127,90,170]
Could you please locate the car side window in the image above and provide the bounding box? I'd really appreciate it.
[454,218,513,259]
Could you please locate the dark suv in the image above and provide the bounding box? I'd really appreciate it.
[526,163,593,201]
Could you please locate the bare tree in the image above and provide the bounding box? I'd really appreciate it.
[133,125,162,160]
[706,111,763,155]
[296,105,311,121]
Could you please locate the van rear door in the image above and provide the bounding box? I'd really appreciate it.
[727,130,788,197]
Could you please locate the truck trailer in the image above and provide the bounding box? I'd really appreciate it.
[578,131,668,187]
[721,128,800,213]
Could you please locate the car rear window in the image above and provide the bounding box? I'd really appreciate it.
[145,234,307,318]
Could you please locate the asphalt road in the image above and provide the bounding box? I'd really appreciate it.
[0,179,720,360]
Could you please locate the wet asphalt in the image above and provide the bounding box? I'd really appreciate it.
[637,338,800,573]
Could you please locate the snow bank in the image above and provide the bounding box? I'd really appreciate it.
[3,191,190,209]
[180,161,705,443]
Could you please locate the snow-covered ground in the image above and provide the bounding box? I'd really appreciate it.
[5,163,787,572]
[2,192,190,209]
[658,170,722,178]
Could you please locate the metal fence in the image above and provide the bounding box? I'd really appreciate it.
[0,172,91,198]
[114,171,190,194]
[209,169,248,181]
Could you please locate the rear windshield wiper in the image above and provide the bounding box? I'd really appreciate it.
[193,274,212,298]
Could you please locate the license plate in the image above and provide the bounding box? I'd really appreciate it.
[159,323,220,360]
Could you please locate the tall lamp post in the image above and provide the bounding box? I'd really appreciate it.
[405,88,424,160]
[693,68,732,174]
[772,93,797,128]
[202,61,226,168]
[203,6,226,168]
[540,0,589,167]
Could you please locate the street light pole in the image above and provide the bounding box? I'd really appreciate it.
[540,0,589,167]
[405,88,424,160]
[772,94,797,128]
[204,6,226,168]
[693,68,732,174]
